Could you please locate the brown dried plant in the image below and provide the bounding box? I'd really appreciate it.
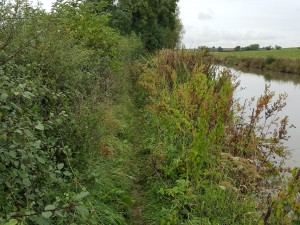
[223,83,290,190]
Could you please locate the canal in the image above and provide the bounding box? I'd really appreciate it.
[227,67,300,168]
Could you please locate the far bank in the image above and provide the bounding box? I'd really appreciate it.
[212,48,300,75]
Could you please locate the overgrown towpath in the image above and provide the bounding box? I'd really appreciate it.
[128,112,146,224]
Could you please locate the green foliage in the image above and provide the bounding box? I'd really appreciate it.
[113,0,183,51]
[138,50,255,223]
[0,3,79,222]
[267,168,300,224]
[244,44,260,51]
[0,62,74,216]
[213,48,300,74]
[234,46,241,51]
[138,49,291,224]
[1,0,296,224]
[0,0,143,224]
[54,0,118,52]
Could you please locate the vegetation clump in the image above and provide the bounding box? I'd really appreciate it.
[138,49,298,224]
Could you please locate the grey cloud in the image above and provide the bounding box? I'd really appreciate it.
[221,30,279,42]
[182,26,281,47]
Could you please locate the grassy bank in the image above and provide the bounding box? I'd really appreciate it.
[212,48,300,74]
[213,48,300,59]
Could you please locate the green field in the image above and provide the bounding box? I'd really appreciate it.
[212,48,300,59]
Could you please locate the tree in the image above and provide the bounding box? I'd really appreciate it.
[112,0,183,51]
[275,45,282,50]
[234,46,241,51]
[263,45,272,50]
[217,46,223,52]
[249,44,260,50]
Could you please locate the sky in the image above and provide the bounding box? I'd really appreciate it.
[31,0,54,12]
[34,0,300,48]
[178,0,300,48]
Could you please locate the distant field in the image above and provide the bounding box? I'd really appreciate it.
[212,48,300,59]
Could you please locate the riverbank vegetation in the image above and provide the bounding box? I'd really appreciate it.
[137,49,299,224]
[212,48,300,74]
[213,48,300,59]
[1,0,299,224]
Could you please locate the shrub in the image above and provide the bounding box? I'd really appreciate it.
[0,0,143,224]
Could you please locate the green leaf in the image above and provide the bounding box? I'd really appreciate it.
[34,140,42,148]
[24,129,33,137]
[121,196,135,206]
[63,171,72,176]
[0,93,8,102]
[35,123,44,131]
[57,163,64,170]
[4,219,18,225]
[44,205,56,211]
[37,156,46,164]
[23,178,31,187]
[22,91,34,99]
[41,211,52,219]
[10,102,21,111]
[32,217,50,225]
[18,84,27,89]
[73,191,89,200]
[15,129,23,135]
[0,133,7,140]
[8,151,17,158]
[75,205,89,217]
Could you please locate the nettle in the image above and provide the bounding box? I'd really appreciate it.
[1,0,139,223]
[0,1,93,223]
[0,61,90,223]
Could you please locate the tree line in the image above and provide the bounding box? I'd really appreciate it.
[89,0,183,52]
[208,44,283,52]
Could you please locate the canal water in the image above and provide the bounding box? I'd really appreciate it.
[225,67,300,168]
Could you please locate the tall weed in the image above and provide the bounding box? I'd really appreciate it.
[138,49,291,224]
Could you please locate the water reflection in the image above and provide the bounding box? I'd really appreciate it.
[224,67,300,168]
[236,67,300,87]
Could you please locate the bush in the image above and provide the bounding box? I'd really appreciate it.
[0,0,143,224]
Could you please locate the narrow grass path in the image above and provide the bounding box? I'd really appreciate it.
[123,71,149,225]
[128,106,149,225]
